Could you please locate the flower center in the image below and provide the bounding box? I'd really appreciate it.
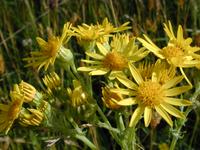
[136,81,163,107]
[162,46,184,59]
[48,37,60,57]
[102,52,127,70]
[8,99,21,120]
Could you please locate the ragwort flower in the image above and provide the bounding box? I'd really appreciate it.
[72,18,130,51]
[0,91,24,134]
[24,22,73,71]
[138,21,200,86]
[78,34,148,76]
[112,62,192,127]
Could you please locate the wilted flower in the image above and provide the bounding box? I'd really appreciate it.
[78,34,148,77]
[112,62,192,127]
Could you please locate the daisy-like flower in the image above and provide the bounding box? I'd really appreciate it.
[72,18,130,51]
[24,22,73,71]
[0,91,24,134]
[137,21,200,86]
[112,62,192,127]
[78,34,149,76]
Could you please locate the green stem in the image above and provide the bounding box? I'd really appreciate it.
[74,134,97,150]
[68,117,97,150]
[96,105,121,146]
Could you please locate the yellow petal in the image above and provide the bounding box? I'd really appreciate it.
[144,107,152,127]
[116,76,138,90]
[162,76,183,89]
[165,86,191,96]
[0,104,9,111]
[111,88,137,96]
[85,52,104,60]
[129,106,144,127]
[155,105,173,127]
[81,59,101,64]
[160,103,185,119]
[36,37,47,49]
[128,63,143,85]
[77,67,95,72]
[89,69,109,75]
[164,97,192,106]
[177,25,183,41]
[113,98,137,106]
[96,42,109,56]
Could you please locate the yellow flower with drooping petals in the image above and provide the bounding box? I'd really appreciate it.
[112,62,192,127]
[24,22,72,71]
[0,91,24,134]
[138,21,200,86]
[78,34,148,77]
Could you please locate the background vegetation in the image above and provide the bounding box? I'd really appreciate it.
[1,0,200,149]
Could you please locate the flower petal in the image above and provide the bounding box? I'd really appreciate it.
[96,42,109,56]
[164,97,192,106]
[85,52,104,60]
[89,69,109,75]
[116,75,138,90]
[112,97,138,106]
[111,88,137,96]
[155,105,173,127]
[36,37,47,49]
[144,107,152,127]
[162,76,183,89]
[129,106,145,127]
[164,86,191,96]
[160,103,185,119]
[128,63,143,85]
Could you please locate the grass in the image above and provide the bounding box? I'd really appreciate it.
[1,0,200,149]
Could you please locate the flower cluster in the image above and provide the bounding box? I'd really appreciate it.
[2,18,199,149]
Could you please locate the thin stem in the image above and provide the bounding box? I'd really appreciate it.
[74,134,97,150]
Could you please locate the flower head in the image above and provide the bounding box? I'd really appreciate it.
[137,21,200,68]
[101,84,123,109]
[78,34,148,76]
[24,22,72,71]
[0,91,24,134]
[72,18,130,51]
[112,62,192,127]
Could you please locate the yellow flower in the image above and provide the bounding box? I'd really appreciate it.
[24,22,72,71]
[112,62,192,127]
[137,21,200,86]
[101,85,123,109]
[78,34,148,76]
[138,59,176,85]
[67,80,87,107]
[0,91,24,134]
[72,18,130,50]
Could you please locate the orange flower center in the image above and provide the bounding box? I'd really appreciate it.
[102,52,127,70]
[137,81,163,107]
[47,37,60,57]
